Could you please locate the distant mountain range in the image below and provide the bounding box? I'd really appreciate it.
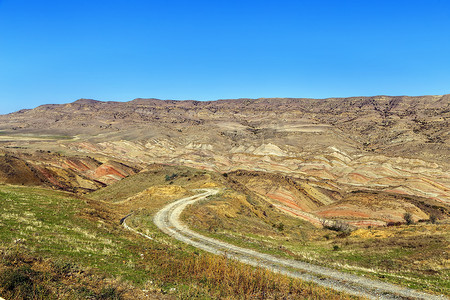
[0,95,449,221]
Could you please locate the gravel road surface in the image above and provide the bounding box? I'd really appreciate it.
[127,189,447,300]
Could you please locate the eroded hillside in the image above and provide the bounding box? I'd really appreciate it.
[0,95,448,227]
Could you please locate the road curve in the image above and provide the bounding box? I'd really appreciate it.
[149,189,446,300]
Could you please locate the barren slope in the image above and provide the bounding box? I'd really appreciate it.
[0,95,449,226]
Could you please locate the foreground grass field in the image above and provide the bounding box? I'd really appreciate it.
[0,182,356,299]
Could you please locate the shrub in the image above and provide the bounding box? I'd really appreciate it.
[277,222,284,231]
[337,231,351,238]
[386,221,402,227]
[403,212,414,225]
[430,214,437,224]
[165,173,178,181]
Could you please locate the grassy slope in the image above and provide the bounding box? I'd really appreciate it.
[0,174,355,299]
[182,189,450,296]
[0,185,160,299]
[89,165,218,203]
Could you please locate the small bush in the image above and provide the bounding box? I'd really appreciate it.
[165,173,178,181]
[430,214,437,224]
[403,212,414,225]
[337,231,351,238]
[386,221,402,227]
[277,222,284,231]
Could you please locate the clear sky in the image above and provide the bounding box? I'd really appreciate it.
[0,0,449,114]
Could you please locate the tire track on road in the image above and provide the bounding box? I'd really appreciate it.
[127,189,447,300]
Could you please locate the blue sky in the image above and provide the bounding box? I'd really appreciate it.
[0,0,449,114]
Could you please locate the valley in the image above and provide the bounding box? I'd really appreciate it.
[0,95,448,299]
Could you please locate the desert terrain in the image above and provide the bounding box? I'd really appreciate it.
[0,95,448,299]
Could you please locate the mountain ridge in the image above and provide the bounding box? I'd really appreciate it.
[0,93,448,215]
[2,93,449,116]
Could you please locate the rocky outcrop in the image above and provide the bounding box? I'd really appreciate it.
[0,151,140,193]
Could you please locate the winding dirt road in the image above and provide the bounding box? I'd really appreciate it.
[135,189,446,300]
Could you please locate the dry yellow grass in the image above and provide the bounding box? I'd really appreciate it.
[163,252,355,299]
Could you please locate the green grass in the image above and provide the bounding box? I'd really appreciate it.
[0,183,356,299]
[187,223,450,295]
[89,165,215,202]
[0,185,148,284]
